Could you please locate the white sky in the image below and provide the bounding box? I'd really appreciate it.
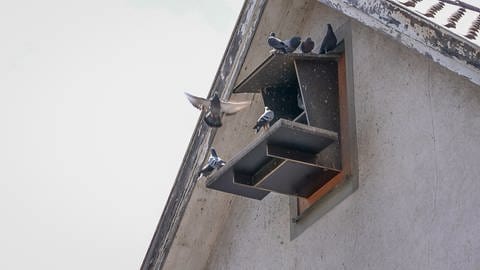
[0,0,243,269]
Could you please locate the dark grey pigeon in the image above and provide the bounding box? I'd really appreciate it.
[300,37,315,53]
[319,24,337,54]
[267,32,288,53]
[283,36,302,53]
[185,92,251,127]
[198,148,226,177]
[253,107,274,133]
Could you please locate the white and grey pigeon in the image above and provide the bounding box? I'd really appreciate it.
[267,32,287,53]
[253,106,274,133]
[267,33,302,54]
[185,92,251,127]
[198,148,226,177]
[319,24,337,54]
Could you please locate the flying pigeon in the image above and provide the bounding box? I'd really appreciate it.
[268,33,301,53]
[198,148,226,177]
[300,37,315,53]
[185,92,251,127]
[319,24,337,54]
[253,107,274,133]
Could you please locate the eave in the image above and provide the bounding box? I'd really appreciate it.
[317,0,480,85]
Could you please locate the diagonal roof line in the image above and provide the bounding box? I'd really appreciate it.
[140,1,268,269]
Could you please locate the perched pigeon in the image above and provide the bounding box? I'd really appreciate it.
[300,37,315,53]
[319,24,337,54]
[267,32,287,53]
[185,92,251,127]
[268,33,301,54]
[198,148,226,177]
[283,36,302,53]
[253,107,274,133]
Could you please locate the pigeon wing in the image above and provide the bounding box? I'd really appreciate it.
[284,36,301,50]
[220,100,251,115]
[268,36,286,50]
[185,92,210,111]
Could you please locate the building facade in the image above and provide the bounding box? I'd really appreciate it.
[143,1,480,269]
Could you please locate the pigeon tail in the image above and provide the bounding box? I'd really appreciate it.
[253,119,267,133]
[198,165,214,177]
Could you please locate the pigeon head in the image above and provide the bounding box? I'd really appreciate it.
[211,92,220,102]
[265,106,269,110]
[306,37,312,42]
[269,32,276,37]
[327,24,333,31]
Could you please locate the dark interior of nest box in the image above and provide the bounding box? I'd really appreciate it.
[206,53,343,200]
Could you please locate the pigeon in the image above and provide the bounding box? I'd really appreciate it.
[198,148,226,177]
[319,24,337,54]
[185,92,251,127]
[267,32,288,53]
[267,33,301,54]
[253,107,274,133]
[283,36,302,53]
[300,37,315,53]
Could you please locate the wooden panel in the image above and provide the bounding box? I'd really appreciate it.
[296,53,348,214]
[206,119,338,200]
[294,59,340,132]
[254,160,340,198]
[233,53,341,93]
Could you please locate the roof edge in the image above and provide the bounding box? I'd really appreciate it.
[317,0,480,86]
[140,1,267,269]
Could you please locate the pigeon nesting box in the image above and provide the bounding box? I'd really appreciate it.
[206,119,339,199]
[206,53,343,199]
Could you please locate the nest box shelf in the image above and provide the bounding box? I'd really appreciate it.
[206,52,344,201]
[234,53,340,131]
[206,119,339,199]
[233,53,341,94]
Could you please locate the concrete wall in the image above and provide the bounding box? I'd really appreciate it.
[203,2,480,270]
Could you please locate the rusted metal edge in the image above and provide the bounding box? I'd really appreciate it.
[233,53,341,93]
[316,0,480,86]
[140,1,268,269]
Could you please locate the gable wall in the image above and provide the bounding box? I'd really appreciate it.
[202,1,480,269]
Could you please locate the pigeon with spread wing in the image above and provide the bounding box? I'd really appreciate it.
[185,92,251,127]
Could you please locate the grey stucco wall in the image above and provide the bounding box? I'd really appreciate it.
[204,7,480,270]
